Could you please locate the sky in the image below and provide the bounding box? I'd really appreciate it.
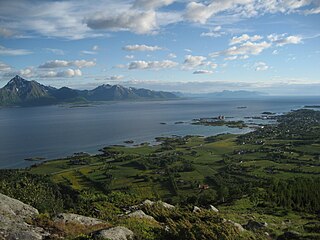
[0,0,319,95]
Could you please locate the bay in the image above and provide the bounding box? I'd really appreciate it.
[0,97,319,169]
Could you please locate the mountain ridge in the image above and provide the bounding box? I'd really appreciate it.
[0,75,178,106]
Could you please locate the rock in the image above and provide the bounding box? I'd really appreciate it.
[277,231,301,240]
[158,201,175,209]
[142,199,175,209]
[127,210,155,221]
[54,213,105,226]
[0,193,46,240]
[244,219,268,231]
[226,220,245,232]
[93,226,134,240]
[208,205,219,212]
[193,206,201,213]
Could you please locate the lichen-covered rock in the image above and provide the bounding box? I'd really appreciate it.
[0,193,46,240]
[93,226,134,240]
[226,220,245,232]
[193,206,201,213]
[127,210,155,221]
[54,213,105,226]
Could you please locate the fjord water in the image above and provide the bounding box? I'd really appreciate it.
[0,97,319,169]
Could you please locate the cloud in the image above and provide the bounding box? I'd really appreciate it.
[3,67,35,78]
[254,62,269,71]
[193,70,213,74]
[81,51,97,55]
[0,45,32,56]
[123,44,163,51]
[39,60,96,68]
[133,0,175,10]
[229,34,263,45]
[86,10,157,34]
[41,69,82,78]
[0,62,12,72]
[125,55,135,59]
[128,60,178,70]
[44,48,65,55]
[224,56,238,61]
[211,41,271,57]
[105,75,124,80]
[92,45,99,51]
[0,27,15,38]
[183,55,207,69]
[183,0,316,24]
[268,34,302,46]
[168,53,177,58]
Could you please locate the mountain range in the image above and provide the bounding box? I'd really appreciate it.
[0,75,178,106]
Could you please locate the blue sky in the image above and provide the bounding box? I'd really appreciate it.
[0,0,319,95]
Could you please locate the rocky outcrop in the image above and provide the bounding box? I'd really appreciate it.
[0,193,47,240]
[54,213,105,226]
[193,206,201,213]
[127,210,155,221]
[93,226,134,240]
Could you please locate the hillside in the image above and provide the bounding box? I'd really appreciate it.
[0,109,319,239]
[0,75,178,106]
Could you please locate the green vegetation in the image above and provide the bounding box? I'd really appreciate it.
[1,109,320,239]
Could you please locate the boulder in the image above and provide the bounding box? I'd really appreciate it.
[193,206,201,213]
[244,219,268,231]
[208,205,219,212]
[0,193,46,240]
[226,220,245,232]
[127,210,155,221]
[93,226,134,240]
[54,213,105,226]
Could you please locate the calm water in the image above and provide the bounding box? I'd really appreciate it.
[0,97,319,169]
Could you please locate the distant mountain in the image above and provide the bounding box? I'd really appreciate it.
[0,76,178,107]
[182,90,267,99]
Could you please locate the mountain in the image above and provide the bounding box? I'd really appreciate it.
[0,76,178,106]
[182,90,267,99]
[0,75,55,106]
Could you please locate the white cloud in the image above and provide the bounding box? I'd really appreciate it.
[201,32,224,38]
[92,45,99,51]
[272,49,279,55]
[254,62,269,71]
[39,60,96,68]
[183,0,316,24]
[81,50,97,55]
[128,60,178,70]
[4,67,35,78]
[0,45,32,56]
[44,48,65,55]
[0,62,12,72]
[211,41,271,57]
[183,55,207,69]
[184,49,192,53]
[268,34,302,46]
[105,75,124,80]
[229,34,263,45]
[123,44,163,51]
[193,70,213,74]
[125,55,135,59]
[168,53,177,58]
[224,56,238,61]
[133,0,175,10]
[42,69,82,78]
[86,10,157,35]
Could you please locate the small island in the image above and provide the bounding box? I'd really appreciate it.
[192,116,248,128]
